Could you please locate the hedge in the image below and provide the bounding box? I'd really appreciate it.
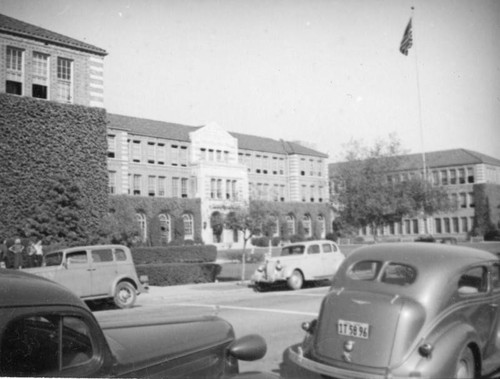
[136,263,221,286]
[131,245,217,264]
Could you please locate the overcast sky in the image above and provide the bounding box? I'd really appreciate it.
[2,0,499,162]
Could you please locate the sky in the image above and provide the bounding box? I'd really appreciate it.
[1,0,499,162]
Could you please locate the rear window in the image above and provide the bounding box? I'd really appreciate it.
[114,249,127,261]
[348,261,417,285]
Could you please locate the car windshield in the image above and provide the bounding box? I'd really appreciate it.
[280,245,305,256]
[44,252,63,267]
[347,260,417,286]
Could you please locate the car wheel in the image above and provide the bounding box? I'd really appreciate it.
[287,270,304,290]
[114,281,137,309]
[455,347,476,379]
[254,283,268,292]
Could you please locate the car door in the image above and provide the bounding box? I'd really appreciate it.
[481,262,500,373]
[90,248,117,297]
[305,243,322,279]
[55,250,92,297]
[321,242,342,278]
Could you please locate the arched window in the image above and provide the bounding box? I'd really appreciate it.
[159,214,171,245]
[317,215,326,238]
[135,213,147,243]
[286,215,295,236]
[303,215,312,238]
[183,214,194,240]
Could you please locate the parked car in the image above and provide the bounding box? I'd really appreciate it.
[24,244,148,308]
[285,242,500,378]
[0,269,273,378]
[251,240,345,290]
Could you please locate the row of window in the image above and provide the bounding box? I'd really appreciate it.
[209,178,239,200]
[135,213,194,243]
[360,216,475,236]
[6,46,73,102]
[434,217,474,234]
[249,182,287,202]
[450,192,475,208]
[430,167,474,186]
[109,173,191,198]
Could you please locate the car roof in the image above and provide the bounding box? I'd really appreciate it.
[0,269,86,308]
[47,244,130,253]
[284,240,336,246]
[347,243,497,274]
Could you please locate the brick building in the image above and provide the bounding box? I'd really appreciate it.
[329,149,500,240]
[0,13,106,107]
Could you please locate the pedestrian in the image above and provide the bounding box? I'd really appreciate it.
[9,239,24,269]
[34,240,44,267]
[26,241,37,268]
[0,240,7,269]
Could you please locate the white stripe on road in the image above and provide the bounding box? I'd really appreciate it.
[170,303,317,317]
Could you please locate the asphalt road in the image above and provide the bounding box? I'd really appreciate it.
[93,281,328,377]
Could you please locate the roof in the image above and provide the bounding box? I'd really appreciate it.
[107,113,328,158]
[329,148,500,175]
[0,13,107,56]
[0,269,86,308]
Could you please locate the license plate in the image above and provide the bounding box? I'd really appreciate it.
[337,319,369,339]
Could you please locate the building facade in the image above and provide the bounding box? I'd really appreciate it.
[0,13,107,107]
[107,114,331,247]
[329,149,500,241]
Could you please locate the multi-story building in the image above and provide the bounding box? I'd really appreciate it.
[107,114,331,246]
[329,149,500,240]
[0,13,107,107]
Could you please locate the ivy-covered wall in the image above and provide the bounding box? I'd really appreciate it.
[0,93,108,240]
[109,195,202,245]
[473,183,500,233]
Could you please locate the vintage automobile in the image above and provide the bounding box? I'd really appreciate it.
[251,240,345,291]
[0,269,272,378]
[24,244,148,308]
[285,242,500,378]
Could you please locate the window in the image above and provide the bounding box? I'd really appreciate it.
[432,171,439,186]
[444,218,451,233]
[180,146,188,166]
[310,185,315,202]
[159,214,171,245]
[114,248,127,261]
[286,215,295,236]
[468,192,475,207]
[217,179,222,199]
[132,175,141,195]
[300,158,306,176]
[172,177,179,198]
[467,167,474,183]
[92,249,113,263]
[107,135,116,158]
[32,52,49,99]
[460,192,467,208]
[148,176,156,196]
[255,155,262,173]
[412,219,419,234]
[183,214,194,240]
[171,145,179,166]
[461,217,468,232]
[0,315,93,377]
[157,176,166,197]
[136,213,147,242]
[181,178,188,198]
[231,180,237,200]
[322,243,334,253]
[302,215,312,237]
[492,264,500,290]
[458,168,466,184]
[132,141,141,163]
[210,179,216,199]
[226,179,231,199]
[381,263,417,286]
[108,171,116,194]
[435,218,442,233]
[318,216,326,238]
[458,266,487,294]
[307,244,320,254]
[157,143,166,165]
[452,217,459,233]
[348,261,382,281]
[450,169,457,185]
[441,170,448,186]
[301,185,307,202]
[147,142,155,164]
[6,46,23,95]
[57,57,72,103]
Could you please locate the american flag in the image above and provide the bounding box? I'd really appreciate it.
[399,18,413,56]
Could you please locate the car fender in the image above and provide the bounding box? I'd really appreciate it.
[394,321,480,378]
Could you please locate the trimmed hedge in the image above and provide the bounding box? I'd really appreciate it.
[131,245,217,264]
[136,263,221,286]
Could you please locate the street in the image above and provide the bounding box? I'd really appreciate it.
[93,281,329,377]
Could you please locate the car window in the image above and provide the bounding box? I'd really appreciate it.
[492,264,500,290]
[307,245,320,254]
[45,252,63,267]
[92,249,113,263]
[0,315,94,376]
[322,244,333,253]
[348,260,382,281]
[281,245,305,256]
[66,251,88,265]
[114,249,127,261]
[458,266,487,294]
[381,263,417,286]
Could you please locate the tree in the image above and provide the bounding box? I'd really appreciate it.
[332,135,452,239]
[225,202,270,280]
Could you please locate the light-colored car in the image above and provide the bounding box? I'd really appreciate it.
[0,269,273,378]
[286,243,500,379]
[24,244,147,308]
[251,240,345,290]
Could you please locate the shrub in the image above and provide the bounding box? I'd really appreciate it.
[136,263,221,286]
[485,228,500,241]
[325,232,338,242]
[251,236,270,247]
[415,235,436,243]
[290,234,304,243]
[132,245,217,264]
[271,236,281,246]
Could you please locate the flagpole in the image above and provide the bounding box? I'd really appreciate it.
[410,6,427,182]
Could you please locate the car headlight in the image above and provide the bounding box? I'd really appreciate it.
[257,265,265,272]
[275,260,282,271]
[418,343,433,358]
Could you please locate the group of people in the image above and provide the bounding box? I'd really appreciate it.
[0,239,43,269]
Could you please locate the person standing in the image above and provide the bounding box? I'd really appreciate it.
[0,240,7,268]
[34,240,44,267]
[26,241,37,268]
[9,239,24,269]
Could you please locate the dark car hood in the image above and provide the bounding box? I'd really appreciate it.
[100,315,235,376]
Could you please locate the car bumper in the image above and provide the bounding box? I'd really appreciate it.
[287,345,422,379]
